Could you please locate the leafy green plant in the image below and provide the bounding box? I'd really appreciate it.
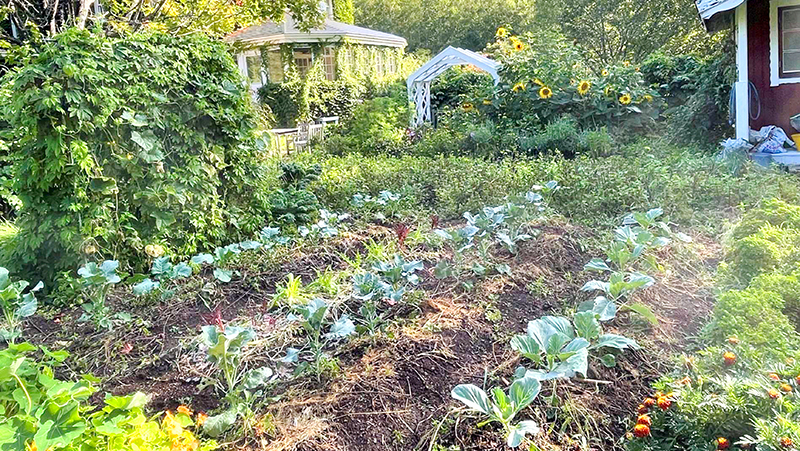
[298,209,349,240]
[511,312,640,381]
[451,374,541,448]
[351,190,404,221]
[284,298,355,377]
[0,268,42,343]
[77,260,130,330]
[131,256,194,297]
[198,325,274,438]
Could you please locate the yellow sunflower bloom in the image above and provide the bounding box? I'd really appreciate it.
[462,102,474,112]
[512,82,526,92]
[577,80,591,95]
[601,69,609,77]
[496,27,508,38]
[619,93,632,105]
[539,86,553,99]
[644,94,654,102]
[623,61,630,67]
[513,39,524,51]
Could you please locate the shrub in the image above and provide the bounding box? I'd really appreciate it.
[732,198,800,240]
[323,96,410,155]
[750,270,800,328]
[259,82,301,127]
[1,28,272,281]
[259,78,361,128]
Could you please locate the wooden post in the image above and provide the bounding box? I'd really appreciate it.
[735,2,750,141]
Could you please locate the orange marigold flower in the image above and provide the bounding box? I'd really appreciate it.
[769,389,781,399]
[781,437,794,448]
[163,411,184,437]
[636,414,652,426]
[657,396,671,410]
[769,373,781,381]
[727,336,740,345]
[717,437,730,450]
[678,376,691,386]
[796,375,800,385]
[782,383,793,393]
[637,404,648,414]
[633,423,651,438]
[196,412,209,426]
[177,405,192,416]
[723,352,737,366]
[25,441,37,451]
[643,397,656,408]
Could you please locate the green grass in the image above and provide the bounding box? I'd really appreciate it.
[0,220,19,266]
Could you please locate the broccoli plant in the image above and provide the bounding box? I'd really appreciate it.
[284,298,355,377]
[131,256,193,297]
[77,260,130,330]
[350,255,424,305]
[511,312,639,381]
[581,208,691,325]
[298,210,350,240]
[0,268,43,343]
[451,374,542,448]
[197,325,274,438]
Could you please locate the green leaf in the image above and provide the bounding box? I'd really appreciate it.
[577,296,617,322]
[170,262,192,279]
[33,402,86,450]
[625,303,658,325]
[213,268,233,283]
[508,376,540,413]
[451,384,491,415]
[131,130,164,162]
[584,258,611,272]
[150,257,172,276]
[573,311,601,340]
[510,335,542,363]
[507,420,539,448]
[203,409,238,437]
[242,367,274,391]
[132,278,159,296]
[594,333,640,351]
[549,347,588,379]
[191,253,214,265]
[600,354,617,367]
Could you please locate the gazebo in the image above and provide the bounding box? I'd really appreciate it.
[406,46,500,127]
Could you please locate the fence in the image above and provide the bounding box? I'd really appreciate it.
[268,116,339,155]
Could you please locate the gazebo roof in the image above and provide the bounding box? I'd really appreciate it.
[695,0,746,31]
[225,14,407,48]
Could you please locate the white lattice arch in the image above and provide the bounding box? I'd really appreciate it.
[406,46,501,127]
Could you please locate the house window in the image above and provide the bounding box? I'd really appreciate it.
[385,52,397,75]
[780,6,800,77]
[294,50,313,77]
[323,47,336,80]
[375,51,384,77]
[771,0,800,85]
[245,55,263,85]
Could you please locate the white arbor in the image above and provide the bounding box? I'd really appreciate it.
[406,46,501,127]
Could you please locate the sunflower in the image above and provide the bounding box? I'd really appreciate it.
[601,69,609,77]
[462,102,474,112]
[619,93,632,105]
[577,80,591,95]
[496,27,508,38]
[623,61,631,67]
[539,86,553,99]
[512,82,526,92]
[644,94,654,103]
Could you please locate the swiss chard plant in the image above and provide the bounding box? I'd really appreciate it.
[197,325,275,438]
[511,312,639,381]
[0,268,42,343]
[451,374,542,448]
[284,298,355,377]
[77,260,130,330]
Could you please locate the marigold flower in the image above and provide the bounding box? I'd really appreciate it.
[196,412,208,426]
[636,414,652,426]
[637,404,648,414]
[539,86,553,99]
[717,437,730,450]
[577,80,591,95]
[770,373,781,381]
[633,423,651,438]
[727,336,740,345]
[643,397,656,408]
[769,389,781,399]
[782,383,793,393]
[781,437,794,448]
[657,396,671,410]
[796,375,800,385]
[723,351,737,366]
[163,411,184,437]
[496,27,508,38]
[177,405,192,416]
[512,82,526,92]
[619,93,632,105]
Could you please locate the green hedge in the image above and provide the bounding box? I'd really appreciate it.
[0,28,274,281]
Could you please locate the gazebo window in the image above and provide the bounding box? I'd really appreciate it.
[323,47,336,80]
[780,5,800,77]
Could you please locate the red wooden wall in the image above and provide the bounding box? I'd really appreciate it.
[748,0,800,133]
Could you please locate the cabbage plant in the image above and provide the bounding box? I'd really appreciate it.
[451,374,541,448]
[0,268,42,343]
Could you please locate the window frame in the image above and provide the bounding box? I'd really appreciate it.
[240,50,266,90]
[771,0,800,85]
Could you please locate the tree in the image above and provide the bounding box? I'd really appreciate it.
[333,0,354,24]
[539,0,704,64]
[354,0,537,53]
[0,0,324,45]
